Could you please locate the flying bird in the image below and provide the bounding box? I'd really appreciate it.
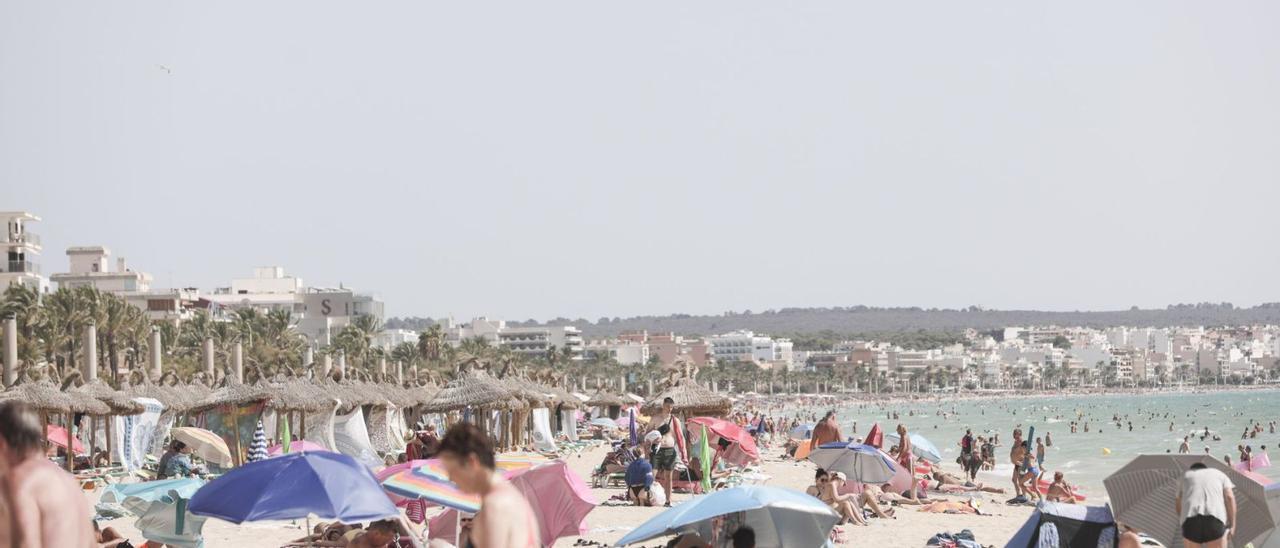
[157,64,172,74]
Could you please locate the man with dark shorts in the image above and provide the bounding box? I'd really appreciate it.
[1176,462,1236,547]
[645,397,683,507]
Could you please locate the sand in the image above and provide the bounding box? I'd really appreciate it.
[94,441,1035,547]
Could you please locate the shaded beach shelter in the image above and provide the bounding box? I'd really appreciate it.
[170,427,233,467]
[689,417,760,466]
[430,460,596,547]
[587,389,625,419]
[1104,454,1280,548]
[613,485,838,548]
[642,378,731,418]
[1004,501,1117,548]
[808,442,897,484]
[884,431,943,464]
[788,423,815,440]
[189,451,397,525]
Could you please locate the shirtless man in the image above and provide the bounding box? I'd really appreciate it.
[645,397,683,507]
[809,411,842,450]
[0,401,95,547]
[1009,428,1026,497]
[438,423,539,548]
[1045,471,1077,504]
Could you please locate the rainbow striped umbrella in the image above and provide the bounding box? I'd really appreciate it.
[380,459,481,513]
[495,452,550,472]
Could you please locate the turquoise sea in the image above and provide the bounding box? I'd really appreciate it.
[826,390,1280,500]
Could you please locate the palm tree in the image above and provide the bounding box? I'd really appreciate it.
[0,284,45,372]
[417,324,443,364]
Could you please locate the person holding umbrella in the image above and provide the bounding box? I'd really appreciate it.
[1176,462,1237,548]
[438,423,540,548]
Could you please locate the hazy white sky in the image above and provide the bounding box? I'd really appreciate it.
[2,2,1278,319]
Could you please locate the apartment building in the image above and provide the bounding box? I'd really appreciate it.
[706,330,793,369]
[0,211,46,292]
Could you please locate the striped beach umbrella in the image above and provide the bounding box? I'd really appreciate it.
[495,452,550,472]
[247,421,268,463]
[381,458,481,513]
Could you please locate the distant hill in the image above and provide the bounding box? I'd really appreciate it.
[386,302,1280,339]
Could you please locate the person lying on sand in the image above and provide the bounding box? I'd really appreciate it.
[918,499,983,515]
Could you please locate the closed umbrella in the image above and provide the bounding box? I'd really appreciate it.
[613,485,838,548]
[189,451,397,524]
[808,442,898,484]
[628,408,637,447]
[247,420,268,463]
[1104,454,1280,548]
[864,423,884,449]
[170,427,233,467]
[884,431,943,464]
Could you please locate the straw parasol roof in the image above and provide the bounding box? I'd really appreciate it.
[586,388,625,408]
[642,377,731,417]
[0,377,76,413]
[66,377,145,415]
[266,377,337,413]
[419,368,516,413]
[123,370,190,413]
[188,378,272,413]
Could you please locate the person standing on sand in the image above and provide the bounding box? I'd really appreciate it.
[1177,462,1236,548]
[0,401,95,548]
[645,397,684,507]
[1009,428,1026,498]
[809,411,842,450]
[438,423,540,548]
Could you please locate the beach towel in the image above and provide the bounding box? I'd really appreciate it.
[531,408,557,452]
[332,407,382,468]
[279,415,291,454]
[100,398,165,471]
[560,409,578,441]
[305,401,339,451]
[697,425,713,493]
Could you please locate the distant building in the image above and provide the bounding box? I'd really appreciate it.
[620,331,710,367]
[707,330,793,369]
[51,246,152,293]
[439,317,584,359]
[583,339,649,365]
[205,267,383,347]
[375,328,419,349]
[0,211,46,292]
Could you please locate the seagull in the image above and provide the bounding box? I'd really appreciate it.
[157,64,172,74]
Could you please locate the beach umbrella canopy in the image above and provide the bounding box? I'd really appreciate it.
[189,451,397,524]
[590,418,620,429]
[381,458,482,513]
[170,427,233,467]
[689,417,760,466]
[613,485,838,548]
[267,440,329,456]
[45,424,86,454]
[642,378,731,417]
[496,452,551,472]
[884,431,943,464]
[100,478,206,515]
[788,423,815,440]
[431,461,595,547]
[1104,454,1280,548]
[808,442,898,484]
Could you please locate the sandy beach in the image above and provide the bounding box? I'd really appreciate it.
[95,439,1035,547]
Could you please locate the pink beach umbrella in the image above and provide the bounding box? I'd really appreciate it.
[429,460,596,547]
[266,440,329,456]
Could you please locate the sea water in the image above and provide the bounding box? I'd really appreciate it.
[827,390,1279,499]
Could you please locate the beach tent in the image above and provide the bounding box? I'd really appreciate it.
[689,417,760,467]
[1105,454,1280,548]
[1004,501,1117,548]
[613,485,837,548]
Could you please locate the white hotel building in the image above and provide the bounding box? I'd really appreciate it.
[707,330,793,369]
[439,317,584,359]
[204,267,384,347]
[0,211,47,292]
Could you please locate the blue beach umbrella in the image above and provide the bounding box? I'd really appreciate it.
[884,431,944,464]
[788,423,815,440]
[613,485,838,548]
[807,442,898,484]
[189,451,397,524]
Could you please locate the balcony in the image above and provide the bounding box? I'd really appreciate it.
[5,261,39,274]
[5,233,40,247]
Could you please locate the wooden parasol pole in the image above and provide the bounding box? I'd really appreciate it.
[64,413,75,472]
[232,406,244,466]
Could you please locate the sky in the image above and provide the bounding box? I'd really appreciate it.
[2,2,1278,320]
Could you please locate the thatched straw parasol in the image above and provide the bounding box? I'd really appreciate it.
[418,369,516,413]
[66,376,144,415]
[642,377,731,417]
[0,377,76,413]
[123,370,189,413]
[586,388,625,408]
[189,379,272,413]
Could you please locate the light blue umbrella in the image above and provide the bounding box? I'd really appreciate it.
[99,479,208,548]
[807,442,898,484]
[612,485,838,548]
[590,418,620,429]
[884,431,943,464]
[100,478,206,515]
[788,423,815,440]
